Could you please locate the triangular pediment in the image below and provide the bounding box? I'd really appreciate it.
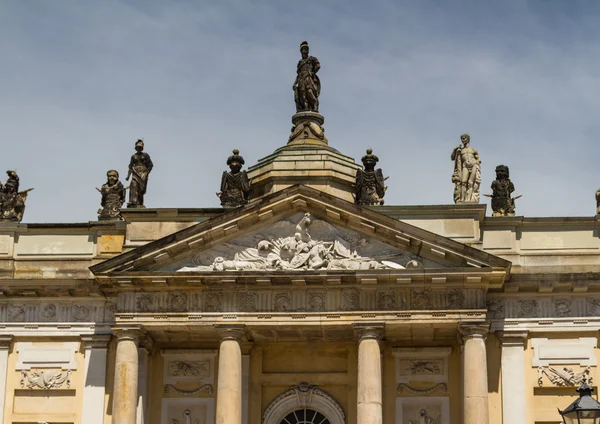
[90,185,511,279]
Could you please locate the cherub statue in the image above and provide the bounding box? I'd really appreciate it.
[408,409,441,424]
[217,149,250,207]
[355,149,386,206]
[0,170,33,222]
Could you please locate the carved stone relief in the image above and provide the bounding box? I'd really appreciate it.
[40,304,57,320]
[378,291,397,310]
[162,400,213,424]
[518,300,538,318]
[397,397,449,424]
[486,300,504,319]
[172,213,425,272]
[393,347,452,385]
[537,366,592,387]
[21,369,71,389]
[554,299,572,317]
[341,289,360,311]
[169,292,188,312]
[239,292,258,312]
[161,349,216,385]
[307,292,326,312]
[73,304,90,321]
[204,292,223,312]
[136,294,153,312]
[8,304,25,322]
[447,290,465,309]
[411,290,432,310]
[169,360,210,378]
[274,292,292,312]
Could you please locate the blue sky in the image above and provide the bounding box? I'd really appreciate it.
[1,0,600,222]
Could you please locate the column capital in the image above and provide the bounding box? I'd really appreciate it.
[496,331,528,347]
[112,326,145,344]
[353,323,385,342]
[139,334,155,355]
[0,335,13,350]
[214,324,245,342]
[458,322,490,343]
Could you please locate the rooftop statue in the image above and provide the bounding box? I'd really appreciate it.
[451,133,481,203]
[596,188,600,215]
[217,149,250,207]
[126,139,153,208]
[485,165,521,216]
[97,170,126,220]
[0,170,33,223]
[355,149,386,206]
[293,41,321,113]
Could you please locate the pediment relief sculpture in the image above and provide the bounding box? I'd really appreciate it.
[173,213,426,272]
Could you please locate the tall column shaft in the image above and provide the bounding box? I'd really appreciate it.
[0,336,13,424]
[215,325,244,424]
[460,324,490,424]
[355,324,383,424]
[112,328,143,424]
[136,337,154,424]
[499,332,528,424]
[82,335,111,424]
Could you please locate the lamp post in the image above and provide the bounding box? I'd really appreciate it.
[558,378,600,424]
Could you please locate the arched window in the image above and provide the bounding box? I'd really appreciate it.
[263,382,345,424]
[280,409,331,424]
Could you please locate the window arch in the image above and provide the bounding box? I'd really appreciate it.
[263,382,345,424]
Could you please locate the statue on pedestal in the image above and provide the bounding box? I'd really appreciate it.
[355,149,386,206]
[486,165,520,216]
[0,171,33,222]
[97,170,126,220]
[451,134,481,203]
[293,41,321,113]
[126,139,153,208]
[217,149,250,207]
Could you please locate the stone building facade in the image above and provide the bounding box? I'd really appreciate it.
[1,136,599,424]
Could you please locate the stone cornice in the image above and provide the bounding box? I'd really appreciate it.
[0,335,13,350]
[81,334,112,349]
[496,330,528,347]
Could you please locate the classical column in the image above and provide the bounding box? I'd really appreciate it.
[0,336,13,424]
[81,335,112,424]
[137,336,154,424]
[459,323,490,424]
[112,328,144,424]
[498,331,528,424]
[215,325,245,424]
[354,323,384,424]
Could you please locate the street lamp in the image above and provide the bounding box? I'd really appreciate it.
[558,378,600,424]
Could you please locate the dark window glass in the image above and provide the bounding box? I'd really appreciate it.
[279,409,330,424]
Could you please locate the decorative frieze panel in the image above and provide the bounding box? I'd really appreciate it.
[393,347,452,385]
[486,297,600,320]
[118,288,486,314]
[0,300,116,324]
[161,349,216,386]
[537,365,592,387]
[21,369,71,389]
[396,397,449,424]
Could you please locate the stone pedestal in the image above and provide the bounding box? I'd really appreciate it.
[112,328,143,424]
[215,325,245,424]
[0,336,13,424]
[498,332,528,424]
[81,335,111,424]
[460,324,490,424]
[247,112,360,203]
[354,324,383,424]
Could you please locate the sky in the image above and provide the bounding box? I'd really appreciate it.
[1,0,600,223]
